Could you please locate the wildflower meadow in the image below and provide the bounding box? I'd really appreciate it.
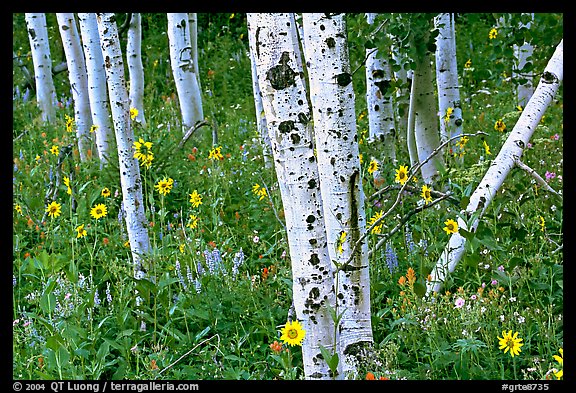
[12,13,563,382]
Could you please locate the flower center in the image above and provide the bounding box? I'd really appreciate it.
[287,329,298,339]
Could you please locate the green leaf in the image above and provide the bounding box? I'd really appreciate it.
[319,345,339,373]
[413,281,426,298]
[195,326,211,342]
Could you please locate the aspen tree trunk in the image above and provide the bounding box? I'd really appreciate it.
[410,39,444,184]
[391,40,411,145]
[25,13,56,124]
[247,29,272,167]
[302,13,373,379]
[77,13,115,165]
[247,13,337,380]
[188,13,201,91]
[167,13,204,132]
[127,13,147,126]
[434,13,463,145]
[56,13,92,162]
[406,75,418,167]
[365,13,396,164]
[96,12,151,281]
[514,13,534,107]
[426,39,563,296]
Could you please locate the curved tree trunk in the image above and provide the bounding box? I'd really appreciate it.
[247,28,272,167]
[167,13,204,132]
[188,13,202,92]
[96,12,151,282]
[435,13,463,145]
[127,13,147,127]
[302,13,373,379]
[514,13,535,107]
[410,36,444,184]
[56,13,92,162]
[247,12,337,380]
[25,13,56,124]
[426,39,563,296]
[77,12,115,166]
[365,13,396,165]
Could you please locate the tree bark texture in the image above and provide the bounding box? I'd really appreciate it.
[426,39,563,296]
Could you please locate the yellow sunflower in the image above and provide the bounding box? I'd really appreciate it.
[498,330,524,358]
[421,185,433,205]
[280,320,306,347]
[394,165,409,185]
[90,203,108,220]
[443,219,458,235]
[45,201,62,218]
[189,190,203,208]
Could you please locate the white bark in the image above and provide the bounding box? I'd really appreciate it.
[167,13,204,132]
[391,40,411,143]
[302,13,373,379]
[434,13,463,144]
[365,13,396,163]
[410,45,444,184]
[97,12,151,279]
[514,13,535,107]
[77,13,115,165]
[56,13,92,162]
[127,13,147,126]
[426,39,563,296]
[247,27,272,167]
[25,13,56,124]
[188,13,201,91]
[247,13,337,380]
[406,73,418,168]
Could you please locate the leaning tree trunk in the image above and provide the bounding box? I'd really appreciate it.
[410,35,444,185]
[426,39,563,296]
[434,13,463,145]
[96,12,151,282]
[56,13,92,162]
[247,27,273,167]
[365,13,396,164]
[25,13,56,124]
[188,13,201,91]
[167,13,204,132]
[514,13,535,108]
[247,12,337,380]
[127,13,147,126]
[302,13,373,380]
[77,13,115,166]
[390,39,411,146]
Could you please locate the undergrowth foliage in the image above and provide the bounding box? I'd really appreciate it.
[13,13,562,380]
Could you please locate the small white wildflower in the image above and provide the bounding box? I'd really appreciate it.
[518,316,525,324]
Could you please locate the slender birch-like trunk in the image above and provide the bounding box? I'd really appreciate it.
[56,13,92,162]
[391,40,411,145]
[426,39,563,296]
[302,13,373,379]
[127,13,147,126]
[247,28,272,167]
[188,13,201,91]
[96,12,150,281]
[410,37,444,184]
[514,13,534,107]
[25,13,56,124]
[365,13,396,164]
[167,13,204,132]
[406,75,418,168]
[77,13,115,165]
[435,13,463,145]
[247,13,337,380]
